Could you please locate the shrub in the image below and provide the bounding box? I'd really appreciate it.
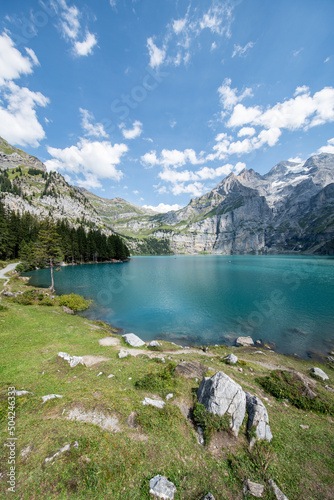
[135,362,177,396]
[15,262,34,273]
[59,293,90,312]
[192,402,230,443]
[0,304,8,311]
[257,370,334,416]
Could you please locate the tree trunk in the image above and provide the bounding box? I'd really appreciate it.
[50,257,55,293]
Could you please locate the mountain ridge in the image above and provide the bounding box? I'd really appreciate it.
[0,135,333,255]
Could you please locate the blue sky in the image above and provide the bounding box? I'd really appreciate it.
[0,0,333,212]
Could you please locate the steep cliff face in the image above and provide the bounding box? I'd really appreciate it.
[110,153,334,255]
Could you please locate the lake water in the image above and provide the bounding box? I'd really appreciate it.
[25,255,334,358]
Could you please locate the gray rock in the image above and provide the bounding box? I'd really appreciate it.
[243,479,264,497]
[66,408,120,431]
[197,426,205,445]
[118,349,129,358]
[310,367,329,380]
[175,361,208,379]
[236,336,254,347]
[2,291,14,297]
[165,393,173,401]
[122,333,145,347]
[197,371,246,436]
[300,424,309,429]
[126,411,138,429]
[325,385,334,392]
[58,352,84,368]
[245,392,273,447]
[201,494,215,500]
[149,475,177,499]
[268,479,289,500]
[62,306,74,315]
[149,340,161,347]
[327,356,334,363]
[142,397,165,409]
[224,353,238,364]
[42,394,63,403]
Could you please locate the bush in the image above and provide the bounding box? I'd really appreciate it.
[135,362,177,397]
[59,293,90,312]
[257,370,334,416]
[0,304,8,311]
[15,262,34,273]
[193,402,230,443]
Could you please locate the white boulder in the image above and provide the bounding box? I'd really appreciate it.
[310,367,329,380]
[197,371,246,436]
[149,475,177,499]
[58,352,84,368]
[236,336,254,347]
[142,397,165,409]
[245,392,273,447]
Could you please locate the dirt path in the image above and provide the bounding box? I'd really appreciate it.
[0,262,19,289]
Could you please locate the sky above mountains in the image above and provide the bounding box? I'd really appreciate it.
[0,0,333,212]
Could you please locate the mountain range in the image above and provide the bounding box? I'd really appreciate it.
[0,136,333,255]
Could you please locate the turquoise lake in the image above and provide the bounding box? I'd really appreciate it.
[25,255,334,358]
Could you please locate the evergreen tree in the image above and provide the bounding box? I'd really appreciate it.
[33,219,63,292]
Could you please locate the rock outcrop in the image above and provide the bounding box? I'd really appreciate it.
[197,371,246,436]
[245,392,273,447]
[122,333,145,347]
[310,367,329,380]
[175,361,208,379]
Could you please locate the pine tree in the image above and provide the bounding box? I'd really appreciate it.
[33,219,63,292]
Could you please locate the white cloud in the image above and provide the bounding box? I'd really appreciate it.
[318,137,334,154]
[211,42,217,51]
[141,150,159,168]
[232,41,254,58]
[147,38,166,68]
[80,108,108,138]
[171,181,205,197]
[143,203,182,213]
[0,81,49,147]
[294,85,309,96]
[227,85,334,131]
[293,48,303,57]
[173,18,187,35]
[110,0,117,7]
[25,48,40,66]
[0,32,37,85]
[324,57,330,63]
[170,120,177,128]
[57,0,97,57]
[120,120,143,140]
[141,148,205,168]
[146,0,235,68]
[73,32,97,57]
[133,190,139,195]
[218,78,252,110]
[288,156,304,163]
[0,33,48,147]
[237,126,256,137]
[45,139,128,186]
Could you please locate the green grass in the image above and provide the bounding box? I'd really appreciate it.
[0,277,333,499]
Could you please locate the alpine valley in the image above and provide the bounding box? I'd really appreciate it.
[1,136,334,255]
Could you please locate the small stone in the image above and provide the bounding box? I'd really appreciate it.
[45,441,78,463]
[58,352,84,368]
[42,394,63,403]
[148,340,160,347]
[149,475,177,499]
[238,368,243,372]
[268,479,289,500]
[300,424,309,429]
[201,494,215,500]
[126,411,138,429]
[327,356,334,363]
[310,367,329,380]
[224,353,238,364]
[236,336,254,347]
[142,397,166,409]
[122,333,145,347]
[325,385,334,392]
[97,372,103,377]
[14,390,33,396]
[118,349,129,359]
[108,374,115,378]
[243,479,264,497]
[166,393,173,400]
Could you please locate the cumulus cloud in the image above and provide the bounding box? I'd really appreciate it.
[237,127,256,137]
[218,78,252,110]
[80,108,108,138]
[0,33,48,147]
[73,32,97,57]
[143,203,182,213]
[318,137,334,154]
[45,139,128,188]
[141,148,205,168]
[232,41,254,58]
[120,120,143,140]
[57,0,97,57]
